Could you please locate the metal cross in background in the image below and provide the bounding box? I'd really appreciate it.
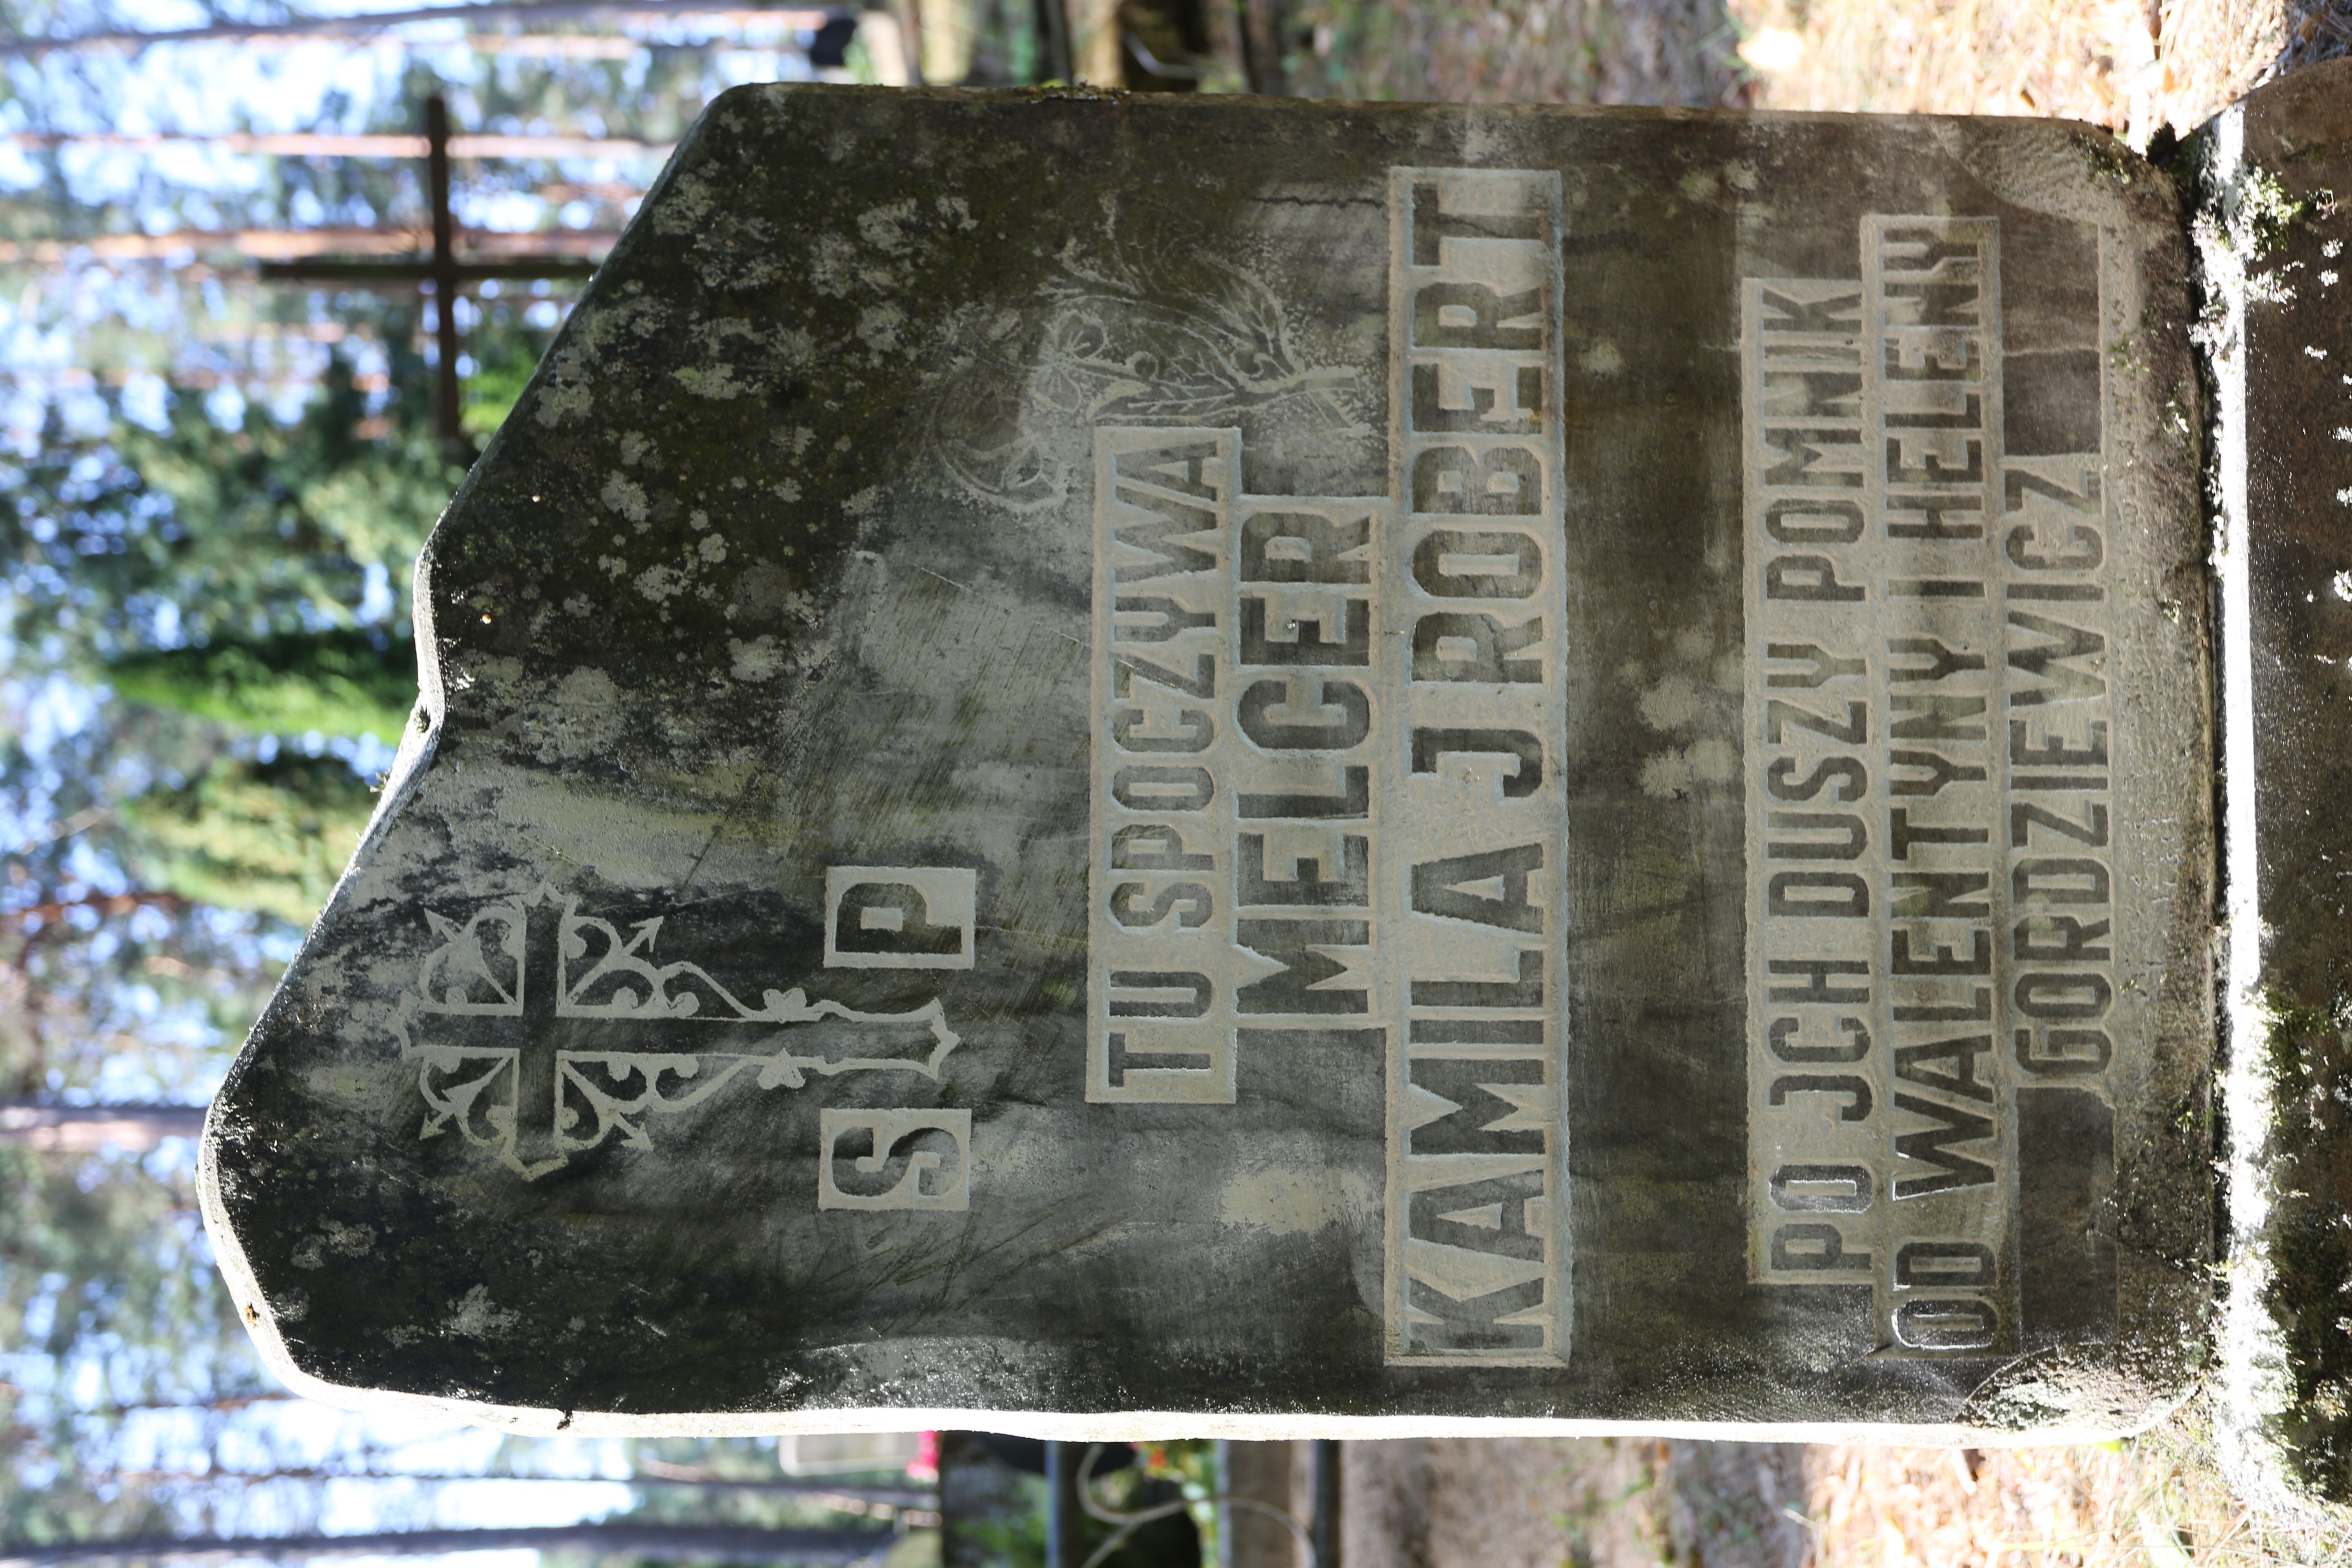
[259,93,601,452]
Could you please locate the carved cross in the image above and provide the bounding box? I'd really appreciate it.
[400,884,960,1179]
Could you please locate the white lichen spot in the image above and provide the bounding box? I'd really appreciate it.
[555,666,619,717]
[2329,239,2345,259]
[620,431,653,466]
[446,1283,519,1339]
[1724,160,1759,194]
[697,533,728,564]
[1582,339,1624,376]
[534,381,592,427]
[773,479,803,503]
[2309,345,2330,360]
[937,194,976,229]
[689,508,710,531]
[857,303,907,354]
[646,169,715,235]
[843,486,882,517]
[597,554,627,577]
[635,564,686,603]
[322,1221,373,1256]
[2334,427,2352,443]
[730,635,784,681]
[858,198,920,254]
[564,594,592,615]
[2333,570,2352,601]
[2325,270,2342,287]
[810,232,860,297]
[2339,487,2352,506]
[1638,751,1695,799]
[1637,739,1738,799]
[600,472,650,523]
[1679,169,1718,202]
[673,363,748,399]
[1637,674,1702,730]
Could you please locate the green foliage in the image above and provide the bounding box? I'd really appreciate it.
[0,1147,264,1546]
[460,289,575,443]
[117,754,381,927]
[107,629,418,746]
[0,699,289,1103]
[2,343,459,669]
[109,350,461,641]
[462,346,541,441]
[0,23,827,1561]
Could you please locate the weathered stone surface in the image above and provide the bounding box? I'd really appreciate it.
[198,86,2213,1439]
[2202,58,2352,1514]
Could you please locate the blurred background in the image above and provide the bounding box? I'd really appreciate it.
[2,0,2349,1563]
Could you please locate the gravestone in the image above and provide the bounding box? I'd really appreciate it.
[201,82,2225,1446]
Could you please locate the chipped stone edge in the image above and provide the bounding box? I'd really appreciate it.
[196,1156,2178,1445]
[2202,91,2294,1520]
[194,506,452,1424]
[193,1123,2177,1454]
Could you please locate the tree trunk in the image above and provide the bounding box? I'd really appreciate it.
[1233,0,1290,95]
[0,1103,207,1152]
[86,1470,936,1512]
[2,0,842,59]
[4,132,666,159]
[0,1523,895,1568]
[0,227,626,266]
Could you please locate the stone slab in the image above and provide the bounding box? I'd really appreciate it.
[199,86,2214,1440]
[2202,57,2352,1514]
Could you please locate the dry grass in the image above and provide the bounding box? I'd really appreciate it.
[1307,0,2317,140]
[1724,0,2294,143]
[1803,1396,2351,1565]
[1334,1409,2352,1565]
[1299,0,1751,107]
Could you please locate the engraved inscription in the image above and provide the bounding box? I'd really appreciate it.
[824,866,979,970]
[1742,217,2118,1355]
[1085,167,1570,1366]
[1388,168,1569,1367]
[818,1108,973,1211]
